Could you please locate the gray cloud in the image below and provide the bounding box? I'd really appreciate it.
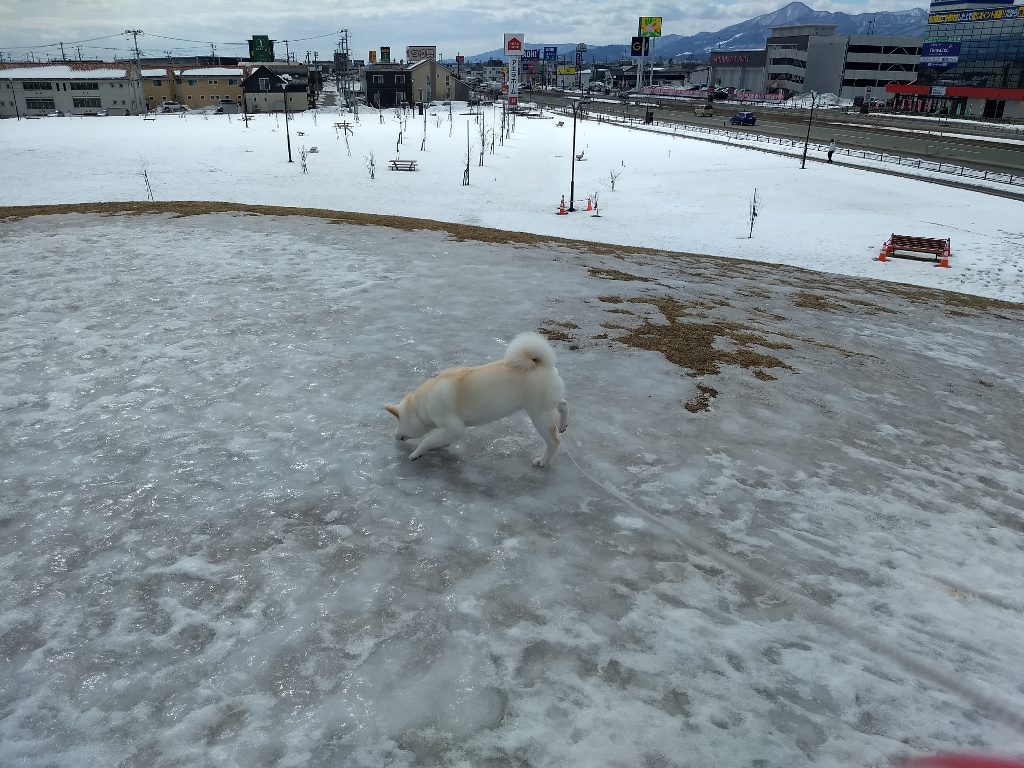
[0,0,922,62]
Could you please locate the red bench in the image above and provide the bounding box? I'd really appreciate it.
[877,234,950,268]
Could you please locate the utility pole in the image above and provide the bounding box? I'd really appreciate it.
[124,30,145,115]
[125,29,143,59]
[283,40,290,63]
[59,42,66,61]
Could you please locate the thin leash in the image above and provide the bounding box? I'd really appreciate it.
[561,443,1024,736]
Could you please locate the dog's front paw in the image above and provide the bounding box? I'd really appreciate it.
[532,456,549,468]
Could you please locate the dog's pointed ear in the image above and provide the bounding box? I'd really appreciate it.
[385,404,400,419]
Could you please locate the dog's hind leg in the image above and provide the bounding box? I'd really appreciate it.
[528,408,562,468]
[557,400,569,433]
[409,424,464,460]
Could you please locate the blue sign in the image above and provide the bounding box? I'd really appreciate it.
[543,46,558,61]
[524,48,540,59]
[920,41,961,67]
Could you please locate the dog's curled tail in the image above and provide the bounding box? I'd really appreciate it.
[504,332,556,370]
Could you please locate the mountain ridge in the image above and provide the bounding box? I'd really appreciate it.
[464,2,927,63]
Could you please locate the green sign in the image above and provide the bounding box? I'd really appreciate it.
[248,35,274,62]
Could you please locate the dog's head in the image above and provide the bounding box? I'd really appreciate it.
[386,396,429,441]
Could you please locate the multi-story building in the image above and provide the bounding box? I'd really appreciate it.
[765,24,920,102]
[141,67,247,110]
[407,59,470,102]
[241,65,309,112]
[0,62,144,117]
[886,0,1024,118]
[364,63,413,107]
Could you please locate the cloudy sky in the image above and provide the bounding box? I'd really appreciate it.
[1,0,924,63]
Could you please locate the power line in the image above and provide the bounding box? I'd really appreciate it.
[0,33,125,50]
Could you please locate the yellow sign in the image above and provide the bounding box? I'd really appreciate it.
[640,16,663,37]
[557,65,577,75]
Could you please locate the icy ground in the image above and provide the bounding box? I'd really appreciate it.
[2,212,1022,767]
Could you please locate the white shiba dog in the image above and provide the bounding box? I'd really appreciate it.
[387,332,569,467]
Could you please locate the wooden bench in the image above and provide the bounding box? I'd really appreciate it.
[389,159,418,172]
[877,234,950,268]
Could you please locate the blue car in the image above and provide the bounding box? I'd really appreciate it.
[730,111,756,126]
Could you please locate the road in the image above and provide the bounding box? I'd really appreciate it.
[526,92,1024,175]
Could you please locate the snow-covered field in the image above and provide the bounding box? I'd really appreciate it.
[2,105,1023,767]
[0,103,1021,302]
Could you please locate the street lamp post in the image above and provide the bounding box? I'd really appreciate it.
[800,91,817,169]
[569,99,579,211]
[281,76,293,162]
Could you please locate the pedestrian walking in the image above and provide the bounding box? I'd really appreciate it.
[827,139,836,164]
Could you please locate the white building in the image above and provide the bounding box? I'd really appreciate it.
[0,62,144,117]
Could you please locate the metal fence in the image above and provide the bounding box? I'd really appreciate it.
[564,107,1024,189]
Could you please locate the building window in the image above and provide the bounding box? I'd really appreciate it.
[73,97,103,108]
[228,79,237,85]
[25,98,56,109]
[259,78,270,91]
[70,82,100,90]
[208,80,218,84]
[21,81,53,90]
[153,79,162,86]
[188,80,197,86]
[373,75,384,83]
[395,75,406,83]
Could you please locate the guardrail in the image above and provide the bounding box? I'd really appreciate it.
[560,106,1024,189]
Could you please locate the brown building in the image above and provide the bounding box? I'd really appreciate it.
[141,66,247,110]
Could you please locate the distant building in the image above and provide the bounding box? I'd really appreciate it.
[0,62,143,117]
[407,59,470,102]
[765,24,920,102]
[887,0,1024,118]
[710,50,768,92]
[364,63,412,108]
[141,67,246,110]
[241,65,308,113]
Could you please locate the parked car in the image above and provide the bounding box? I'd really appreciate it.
[710,90,729,101]
[730,111,757,126]
[160,101,187,113]
[46,110,66,117]
[693,104,714,117]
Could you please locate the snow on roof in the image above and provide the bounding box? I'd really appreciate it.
[0,64,130,80]
[177,67,245,76]
[141,69,168,77]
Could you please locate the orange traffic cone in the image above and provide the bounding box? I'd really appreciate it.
[558,195,566,215]
[586,195,592,211]
[938,241,950,268]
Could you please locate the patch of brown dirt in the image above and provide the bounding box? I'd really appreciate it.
[602,296,794,378]
[684,384,719,413]
[587,267,652,282]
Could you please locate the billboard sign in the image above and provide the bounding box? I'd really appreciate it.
[406,46,437,61]
[711,53,752,65]
[508,59,520,93]
[456,55,465,63]
[248,35,274,62]
[639,16,663,37]
[504,34,525,55]
[380,46,391,63]
[920,41,961,67]
[556,65,577,75]
[524,48,540,59]
[368,50,377,64]
[929,6,1018,23]
[543,46,558,61]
